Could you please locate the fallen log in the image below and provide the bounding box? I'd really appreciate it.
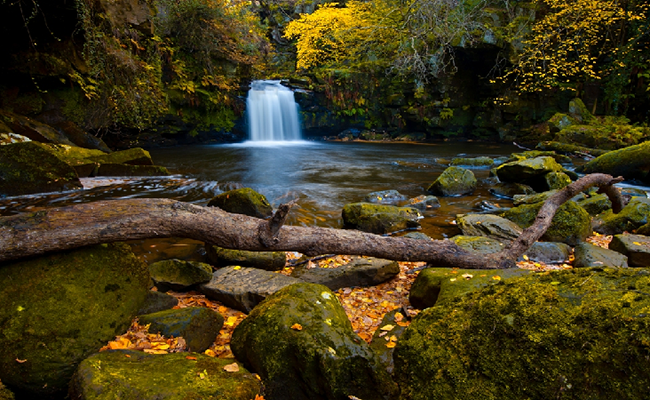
[0,174,623,269]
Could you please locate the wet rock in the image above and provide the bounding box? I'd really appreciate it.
[450,156,494,168]
[576,193,612,215]
[395,268,650,399]
[609,234,650,267]
[138,307,223,352]
[369,308,410,374]
[207,187,273,219]
[449,235,507,255]
[638,222,650,235]
[489,182,535,199]
[403,231,432,240]
[88,147,154,165]
[518,242,571,264]
[593,197,650,235]
[0,110,76,145]
[573,242,628,268]
[0,132,31,145]
[291,257,400,290]
[0,243,150,398]
[496,156,564,192]
[544,170,572,190]
[342,202,421,234]
[403,194,440,210]
[457,214,523,241]
[96,163,170,177]
[512,189,558,206]
[363,189,407,204]
[136,291,179,315]
[205,245,286,271]
[536,141,609,157]
[149,259,213,292]
[231,283,398,400]
[427,166,477,196]
[507,150,572,164]
[576,141,650,184]
[409,267,533,309]
[70,350,261,400]
[0,141,82,196]
[199,266,300,313]
[503,200,591,246]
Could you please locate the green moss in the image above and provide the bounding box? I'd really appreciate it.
[577,141,650,183]
[427,166,477,196]
[342,202,421,234]
[395,268,650,400]
[595,198,650,235]
[205,245,286,271]
[207,188,273,219]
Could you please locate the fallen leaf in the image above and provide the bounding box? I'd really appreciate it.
[233,266,241,270]
[15,358,27,363]
[186,356,197,360]
[291,323,303,331]
[385,341,397,348]
[461,273,473,280]
[204,349,217,357]
[393,312,404,323]
[492,275,501,280]
[523,254,529,261]
[380,324,395,331]
[224,362,240,372]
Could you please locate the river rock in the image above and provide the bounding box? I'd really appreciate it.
[503,200,591,246]
[0,132,31,145]
[496,156,565,192]
[536,140,610,157]
[149,259,213,292]
[608,234,650,267]
[0,109,77,146]
[369,308,410,374]
[456,214,523,241]
[449,235,507,254]
[207,187,273,219]
[404,194,440,210]
[427,166,477,196]
[577,193,612,215]
[488,182,535,199]
[231,283,398,400]
[519,242,571,263]
[138,307,223,352]
[96,163,170,176]
[450,156,494,168]
[544,170,572,190]
[507,150,572,164]
[199,266,301,313]
[136,291,179,315]
[0,141,82,196]
[395,267,650,399]
[573,242,629,268]
[291,257,400,290]
[409,267,534,309]
[637,222,650,235]
[593,197,650,235]
[576,141,650,183]
[69,350,261,400]
[87,147,153,165]
[0,243,150,398]
[363,189,407,204]
[205,245,286,271]
[403,231,432,240]
[342,202,421,234]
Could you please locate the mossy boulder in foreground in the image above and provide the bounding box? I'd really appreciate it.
[231,283,398,400]
[0,243,150,399]
[342,202,421,234]
[395,267,650,400]
[427,166,477,196]
[70,350,261,400]
[207,187,273,219]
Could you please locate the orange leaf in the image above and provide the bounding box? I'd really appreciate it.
[291,323,303,331]
[186,356,198,360]
[385,341,397,348]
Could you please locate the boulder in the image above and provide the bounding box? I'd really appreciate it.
[495,156,564,192]
[0,141,82,196]
[363,189,407,204]
[488,182,535,199]
[503,200,591,246]
[96,163,170,176]
[403,194,440,210]
[573,242,629,268]
[456,214,523,241]
[205,245,286,271]
[207,187,273,219]
[609,234,650,267]
[427,166,477,196]
[507,150,572,164]
[403,232,431,240]
[231,283,398,400]
[291,257,400,290]
[0,132,31,145]
[409,267,534,309]
[369,308,410,374]
[544,171,572,190]
[576,141,650,183]
[87,147,154,166]
[536,140,609,157]
[513,189,558,206]
[0,110,77,145]
[395,267,650,399]
[138,307,223,352]
[70,350,261,400]
[593,197,650,235]
[450,156,494,168]
[136,291,179,315]
[149,259,213,292]
[449,235,507,254]
[518,242,571,264]
[637,222,650,235]
[199,266,301,313]
[0,243,150,398]
[577,193,612,215]
[342,202,421,234]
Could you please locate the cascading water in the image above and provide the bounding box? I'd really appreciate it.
[247,80,302,142]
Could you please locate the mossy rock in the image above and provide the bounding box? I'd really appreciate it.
[512,189,558,206]
[450,156,494,168]
[503,200,591,246]
[495,156,564,192]
[342,202,421,234]
[205,245,286,271]
[536,140,609,157]
[555,125,615,149]
[69,350,261,400]
[456,214,523,241]
[568,98,594,122]
[0,110,76,145]
[593,197,650,235]
[0,380,14,400]
[544,170,572,190]
[138,307,224,353]
[369,308,410,374]
[573,242,628,268]
[96,163,170,177]
[395,267,650,400]
[409,267,533,309]
[363,189,407,204]
[149,259,213,292]
[449,235,507,255]
[207,188,273,219]
[576,141,650,184]
[136,291,179,315]
[404,194,440,210]
[488,182,534,199]
[0,243,150,398]
[427,166,477,197]
[0,141,82,196]
[577,193,613,215]
[507,150,571,164]
[87,147,154,166]
[609,233,650,268]
[231,283,398,400]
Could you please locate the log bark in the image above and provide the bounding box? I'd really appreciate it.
[0,174,623,269]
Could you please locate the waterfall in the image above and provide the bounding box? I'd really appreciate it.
[247,80,302,142]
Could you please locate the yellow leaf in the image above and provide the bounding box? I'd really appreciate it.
[224,362,240,372]
[461,273,473,280]
[204,349,217,357]
[380,324,395,331]
[225,316,238,326]
[633,241,642,245]
[523,255,529,261]
[394,312,404,322]
[492,276,501,281]
[233,266,241,270]
[291,323,303,331]
[386,341,397,348]
[143,349,168,354]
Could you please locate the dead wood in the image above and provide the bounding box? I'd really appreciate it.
[0,174,623,269]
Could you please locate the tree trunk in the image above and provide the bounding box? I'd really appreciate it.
[0,174,623,269]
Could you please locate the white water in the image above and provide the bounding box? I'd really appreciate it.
[247,80,302,142]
